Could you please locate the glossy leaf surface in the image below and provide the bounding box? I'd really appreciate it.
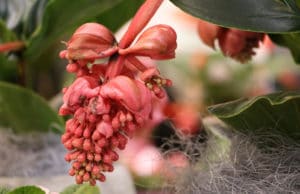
[7,186,45,194]
[61,184,100,194]
[208,91,300,141]
[0,81,64,133]
[25,0,143,68]
[170,0,300,33]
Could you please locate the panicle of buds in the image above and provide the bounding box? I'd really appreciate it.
[59,0,176,186]
[197,19,265,63]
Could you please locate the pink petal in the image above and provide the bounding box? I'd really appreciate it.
[100,76,152,118]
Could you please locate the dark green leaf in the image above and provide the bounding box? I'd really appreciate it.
[0,54,18,82]
[8,186,45,194]
[61,184,100,194]
[269,32,300,63]
[170,0,300,33]
[208,91,300,141]
[25,0,143,68]
[0,81,64,133]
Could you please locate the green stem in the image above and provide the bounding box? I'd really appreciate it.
[0,41,25,53]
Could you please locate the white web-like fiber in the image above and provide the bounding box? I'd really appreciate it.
[163,128,300,194]
[0,129,69,177]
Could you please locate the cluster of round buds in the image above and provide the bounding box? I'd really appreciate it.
[140,68,172,98]
[59,9,177,185]
[60,76,152,185]
[197,19,265,63]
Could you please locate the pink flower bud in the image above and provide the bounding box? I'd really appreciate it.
[77,153,87,162]
[87,153,94,161]
[72,162,81,170]
[65,23,118,60]
[76,175,83,184]
[83,127,92,138]
[85,163,93,171]
[61,133,71,143]
[83,139,92,151]
[119,24,177,60]
[94,154,102,162]
[96,173,106,182]
[83,172,90,181]
[63,139,73,150]
[69,168,76,176]
[92,165,101,175]
[97,138,107,148]
[72,138,84,149]
[96,121,113,138]
[92,130,101,141]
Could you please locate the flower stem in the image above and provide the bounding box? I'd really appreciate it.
[126,55,147,72]
[105,55,125,79]
[119,0,163,49]
[0,41,25,53]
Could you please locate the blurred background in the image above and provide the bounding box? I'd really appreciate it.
[1,1,300,194]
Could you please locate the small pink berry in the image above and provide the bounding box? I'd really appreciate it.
[83,172,90,181]
[92,165,101,175]
[94,154,102,162]
[83,139,92,151]
[87,153,94,161]
[69,168,76,176]
[77,153,86,162]
[72,138,84,149]
[76,175,83,184]
[72,161,81,170]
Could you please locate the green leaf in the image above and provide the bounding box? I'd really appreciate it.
[61,184,100,194]
[8,186,45,194]
[0,81,64,133]
[170,0,300,33]
[25,0,143,68]
[202,118,232,163]
[269,32,300,63]
[0,54,18,82]
[208,91,300,141]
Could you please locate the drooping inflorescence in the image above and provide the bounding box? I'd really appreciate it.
[59,0,177,186]
[197,19,265,63]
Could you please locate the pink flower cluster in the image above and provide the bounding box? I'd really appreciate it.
[59,19,176,185]
[197,19,265,63]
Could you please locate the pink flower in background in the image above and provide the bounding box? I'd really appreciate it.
[197,19,265,63]
[119,138,164,177]
[164,103,201,135]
